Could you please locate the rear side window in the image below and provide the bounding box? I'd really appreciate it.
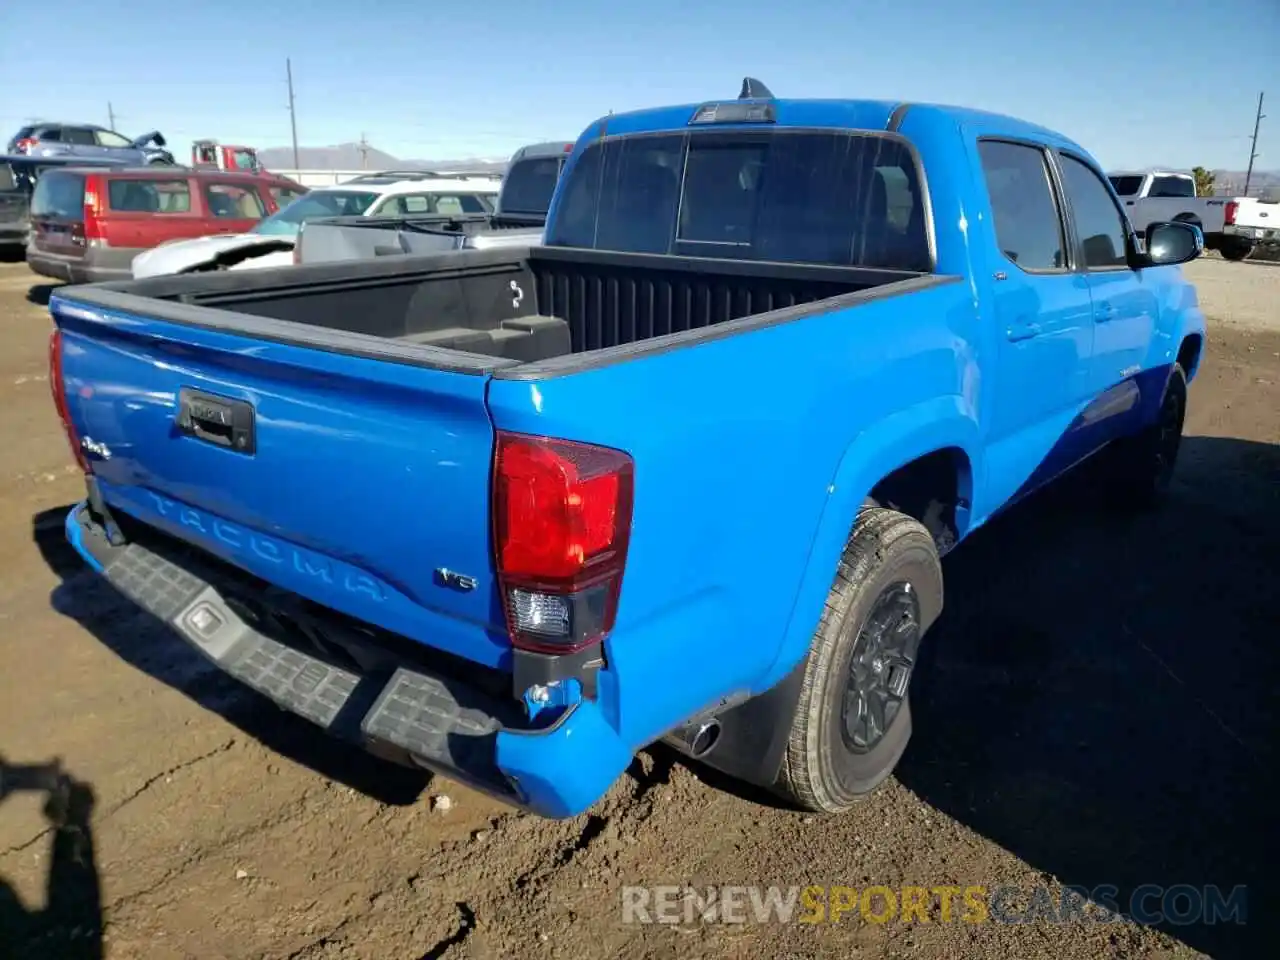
[108,179,191,213]
[31,172,86,220]
[204,182,266,218]
[1148,175,1195,198]
[62,128,97,146]
[977,140,1067,271]
[1108,175,1144,197]
[548,132,930,270]
[499,156,564,215]
[433,193,492,215]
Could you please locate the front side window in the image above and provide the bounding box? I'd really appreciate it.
[204,182,266,219]
[1059,155,1129,268]
[548,131,930,270]
[269,186,307,209]
[95,130,133,148]
[977,140,1066,272]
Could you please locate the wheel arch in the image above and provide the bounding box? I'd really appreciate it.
[763,396,979,691]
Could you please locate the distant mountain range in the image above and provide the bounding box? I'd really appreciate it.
[257,143,508,173]
[257,145,1280,198]
[1210,169,1280,198]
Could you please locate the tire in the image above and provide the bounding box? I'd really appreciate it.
[1219,242,1252,262]
[775,506,944,813]
[1107,364,1187,509]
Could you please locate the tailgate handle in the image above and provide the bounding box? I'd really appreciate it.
[177,388,256,454]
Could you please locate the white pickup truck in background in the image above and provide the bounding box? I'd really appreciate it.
[1107,170,1278,261]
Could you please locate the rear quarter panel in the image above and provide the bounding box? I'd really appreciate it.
[485,279,978,750]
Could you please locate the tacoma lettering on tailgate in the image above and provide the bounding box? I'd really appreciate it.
[145,491,385,602]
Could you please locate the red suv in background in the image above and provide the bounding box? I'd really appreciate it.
[26,167,306,283]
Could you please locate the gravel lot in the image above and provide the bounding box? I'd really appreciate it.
[0,254,1275,959]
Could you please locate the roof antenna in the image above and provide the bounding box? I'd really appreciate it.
[739,77,774,100]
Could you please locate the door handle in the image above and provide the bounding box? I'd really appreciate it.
[1094,302,1116,323]
[1006,320,1042,342]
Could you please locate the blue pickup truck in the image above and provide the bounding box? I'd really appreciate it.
[48,81,1206,819]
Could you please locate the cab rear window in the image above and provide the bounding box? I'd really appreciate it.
[107,178,192,213]
[30,172,86,220]
[548,130,931,271]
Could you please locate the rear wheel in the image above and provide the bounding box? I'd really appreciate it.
[775,507,943,813]
[1219,241,1253,262]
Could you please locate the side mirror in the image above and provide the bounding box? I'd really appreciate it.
[1139,221,1203,267]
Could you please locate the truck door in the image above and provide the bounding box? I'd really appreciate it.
[1055,152,1160,437]
[974,139,1095,504]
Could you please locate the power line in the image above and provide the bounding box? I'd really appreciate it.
[1244,92,1266,197]
[286,58,300,169]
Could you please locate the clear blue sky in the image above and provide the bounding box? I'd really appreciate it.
[2,0,1276,170]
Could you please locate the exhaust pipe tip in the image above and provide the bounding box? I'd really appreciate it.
[690,719,720,757]
[666,717,722,760]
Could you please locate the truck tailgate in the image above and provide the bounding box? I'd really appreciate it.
[51,295,509,669]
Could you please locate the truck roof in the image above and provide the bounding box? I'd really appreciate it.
[579,98,1087,156]
[37,164,300,185]
[508,141,574,161]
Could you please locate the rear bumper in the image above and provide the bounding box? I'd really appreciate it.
[25,247,136,283]
[64,501,632,819]
[1223,224,1278,244]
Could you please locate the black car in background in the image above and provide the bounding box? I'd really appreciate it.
[0,154,130,253]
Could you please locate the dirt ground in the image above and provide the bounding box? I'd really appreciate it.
[0,255,1275,960]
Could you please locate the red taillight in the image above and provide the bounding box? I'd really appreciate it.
[49,329,90,474]
[493,432,633,654]
[1224,201,1238,226]
[15,137,38,154]
[82,176,105,244]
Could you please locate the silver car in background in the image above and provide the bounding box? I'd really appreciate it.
[7,123,174,166]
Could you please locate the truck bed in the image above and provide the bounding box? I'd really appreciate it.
[70,246,939,375]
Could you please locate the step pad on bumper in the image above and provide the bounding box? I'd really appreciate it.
[76,506,516,797]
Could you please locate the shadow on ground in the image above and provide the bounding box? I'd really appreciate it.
[0,248,26,265]
[897,434,1278,959]
[0,756,102,960]
[30,509,430,807]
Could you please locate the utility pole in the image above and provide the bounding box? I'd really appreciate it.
[358,132,369,169]
[107,101,116,130]
[286,58,300,170]
[1244,91,1265,197]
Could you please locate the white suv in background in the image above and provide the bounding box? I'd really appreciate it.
[130,172,500,277]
